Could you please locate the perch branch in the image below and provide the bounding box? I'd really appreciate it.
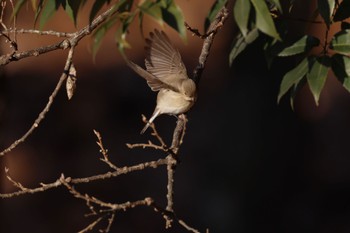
[160,6,229,229]
[190,6,229,85]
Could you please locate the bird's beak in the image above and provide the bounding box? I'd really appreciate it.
[184,96,195,102]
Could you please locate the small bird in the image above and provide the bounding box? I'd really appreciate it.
[126,30,196,134]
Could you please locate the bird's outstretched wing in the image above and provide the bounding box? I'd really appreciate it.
[145,30,188,85]
[125,59,177,92]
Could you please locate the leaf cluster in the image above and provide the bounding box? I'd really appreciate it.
[232,0,350,107]
[13,0,191,57]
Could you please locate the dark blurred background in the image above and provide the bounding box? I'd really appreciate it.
[1,1,350,232]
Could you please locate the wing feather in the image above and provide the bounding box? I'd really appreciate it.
[145,30,188,84]
[126,59,177,92]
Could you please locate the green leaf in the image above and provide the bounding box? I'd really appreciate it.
[317,0,335,26]
[120,11,135,33]
[13,0,27,17]
[278,35,320,57]
[330,29,350,54]
[115,27,131,52]
[66,0,86,26]
[31,0,38,11]
[39,0,65,29]
[229,28,259,65]
[92,15,118,59]
[250,0,281,40]
[289,78,306,110]
[278,57,311,103]
[233,0,251,37]
[288,0,296,13]
[331,53,350,92]
[89,0,132,51]
[334,0,350,21]
[138,0,163,25]
[307,56,330,105]
[205,0,227,31]
[89,0,110,24]
[264,39,284,68]
[137,11,145,36]
[34,0,45,26]
[160,0,186,40]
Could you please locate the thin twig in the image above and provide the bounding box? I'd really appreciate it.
[126,115,168,152]
[101,213,115,233]
[9,0,16,46]
[126,140,167,151]
[151,201,200,233]
[145,115,166,147]
[78,216,104,233]
[94,129,119,171]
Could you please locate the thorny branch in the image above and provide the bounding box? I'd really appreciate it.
[0,5,118,158]
[0,3,229,233]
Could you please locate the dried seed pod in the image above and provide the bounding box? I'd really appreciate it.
[66,64,77,100]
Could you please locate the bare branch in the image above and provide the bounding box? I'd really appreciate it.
[4,29,74,37]
[164,155,176,228]
[78,216,104,233]
[126,140,167,151]
[94,130,119,171]
[0,4,117,66]
[146,115,167,147]
[151,201,201,233]
[0,5,119,157]
[189,6,229,85]
[101,213,115,233]
[0,46,75,157]
[0,158,168,198]
[126,115,168,152]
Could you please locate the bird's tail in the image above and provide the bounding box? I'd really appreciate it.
[140,109,160,134]
[140,122,151,134]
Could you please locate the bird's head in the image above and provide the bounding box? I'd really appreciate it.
[180,79,196,101]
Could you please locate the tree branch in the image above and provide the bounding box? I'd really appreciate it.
[191,6,229,85]
[159,5,229,229]
[0,4,117,66]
